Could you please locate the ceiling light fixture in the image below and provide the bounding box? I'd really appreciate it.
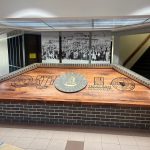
[8,8,56,18]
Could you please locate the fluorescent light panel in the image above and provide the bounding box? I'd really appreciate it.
[0,20,47,27]
[94,18,148,27]
[0,17,149,30]
[45,20,91,28]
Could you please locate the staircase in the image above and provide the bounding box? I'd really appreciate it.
[131,47,150,79]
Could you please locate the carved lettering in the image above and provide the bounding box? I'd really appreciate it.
[11,75,33,88]
[11,75,57,89]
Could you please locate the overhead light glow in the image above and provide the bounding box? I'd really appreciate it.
[8,8,56,18]
[131,7,150,15]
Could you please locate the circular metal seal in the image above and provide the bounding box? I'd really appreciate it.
[111,77,135,91]
[54,72,87,93]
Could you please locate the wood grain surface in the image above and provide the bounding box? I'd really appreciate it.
[0,67,149,107]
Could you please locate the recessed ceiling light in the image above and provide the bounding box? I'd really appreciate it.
[8,8,56,18]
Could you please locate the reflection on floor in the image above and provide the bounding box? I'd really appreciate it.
[0,143,23,150]
[0,125,150,150]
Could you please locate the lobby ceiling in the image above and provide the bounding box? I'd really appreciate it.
[0,0,149,32]
[0,0,150,18]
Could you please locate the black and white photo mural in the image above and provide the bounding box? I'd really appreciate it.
[41,31,112,64]
[91,32,112,64]
[42,32,59,63]
[62,32,89,64]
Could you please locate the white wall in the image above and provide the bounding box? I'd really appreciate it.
[0,34,9,76]
[0,0,149,18]
[119,33,150,68]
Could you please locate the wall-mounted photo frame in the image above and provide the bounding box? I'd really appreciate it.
[91,32,112,64]
[41,31,112,64]
[42,32,59,63]
[62,32,89,64]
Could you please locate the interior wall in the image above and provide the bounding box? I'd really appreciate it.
[0,34,9,76]
[24,34,42,66]
[119,33,150,67]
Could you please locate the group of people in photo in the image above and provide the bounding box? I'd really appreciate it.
[91,40,111,61]
[42,40,59,60]
[42,33,111,63]
[62,39,89,60]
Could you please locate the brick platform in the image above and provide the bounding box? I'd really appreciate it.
[0,101,149,130]
[0,64,149,130]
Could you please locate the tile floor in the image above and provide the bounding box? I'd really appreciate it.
[0,124,150,150]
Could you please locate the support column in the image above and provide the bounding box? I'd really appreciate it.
[112,34,121,65]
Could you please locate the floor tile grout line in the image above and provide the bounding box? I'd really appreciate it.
[0,126,150,150]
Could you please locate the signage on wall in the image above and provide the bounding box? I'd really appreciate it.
[29,53,37,59]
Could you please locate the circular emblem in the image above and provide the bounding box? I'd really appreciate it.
[54,72,87,93]
[111,77,135,91]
